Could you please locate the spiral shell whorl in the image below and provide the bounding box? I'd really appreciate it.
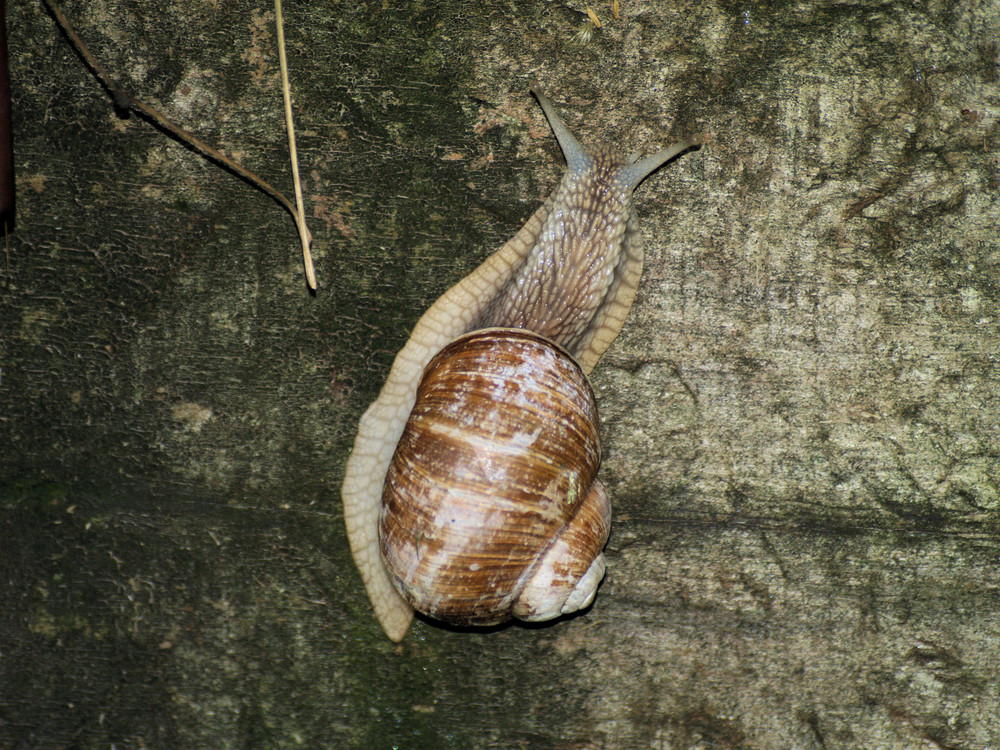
[512,479,611,621]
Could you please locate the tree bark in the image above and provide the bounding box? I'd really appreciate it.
[2,0,998,747]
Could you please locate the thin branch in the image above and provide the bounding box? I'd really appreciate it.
[40,0,316,290]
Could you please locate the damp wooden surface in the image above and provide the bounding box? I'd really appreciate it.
[1,1,998,747]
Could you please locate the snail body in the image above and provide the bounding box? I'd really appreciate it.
[343,83,699,641]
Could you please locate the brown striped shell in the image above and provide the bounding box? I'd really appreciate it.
[378,328,611,626]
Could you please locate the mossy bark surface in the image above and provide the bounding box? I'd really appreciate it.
[2,1,998,748]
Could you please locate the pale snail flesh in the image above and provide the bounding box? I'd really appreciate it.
[342,82,700,641]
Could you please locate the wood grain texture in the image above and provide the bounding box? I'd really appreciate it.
[1,0,998,748]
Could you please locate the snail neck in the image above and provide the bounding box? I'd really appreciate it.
[470,85,700,362]
[475,145,633,356]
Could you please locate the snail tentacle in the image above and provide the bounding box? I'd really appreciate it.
[617,134,703,193]
[529,81,593,174]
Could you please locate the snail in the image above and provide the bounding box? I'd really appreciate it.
[342,83,700,641]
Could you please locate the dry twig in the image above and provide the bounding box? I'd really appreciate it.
[40,0,316,290]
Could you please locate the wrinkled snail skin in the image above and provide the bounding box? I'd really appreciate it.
[342,83,700,641]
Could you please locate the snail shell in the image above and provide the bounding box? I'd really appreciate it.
[379,328,611,625]
[343,83,700,641]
